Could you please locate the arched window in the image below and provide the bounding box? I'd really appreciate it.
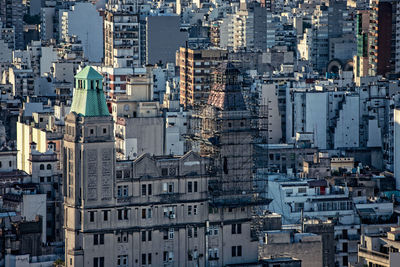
[47,164,52,170]
[40,164,45,170]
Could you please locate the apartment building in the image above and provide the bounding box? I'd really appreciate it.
[104,7,141,68]
[178,47,228,109]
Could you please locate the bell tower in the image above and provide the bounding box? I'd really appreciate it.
[63,66,115,266]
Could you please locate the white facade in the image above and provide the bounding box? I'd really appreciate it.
[334,95,359,149]
[61,3,104,62]
[21,194,47,243]
[305,92,328,149]
[165,109,190,155]
[260,83,282,143]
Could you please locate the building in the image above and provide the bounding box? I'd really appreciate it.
[0,0,24,49]
[64,65,261,267]
[178,47,228,109]
[260,231,323,267]
[60,2,104,63]
[358,226,400,266]
[146,16,187,65]
[104,5,141,68]
[110,70,164,160]
[368,0,400,76]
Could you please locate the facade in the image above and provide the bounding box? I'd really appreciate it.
[0,0,24,49]
[358,226,400,266]
[178,47,228,109]
[146,16,187,65]
[64,66,260,267]
[366,0,400,76]
[60,2,104,63]
[104,10,141,68]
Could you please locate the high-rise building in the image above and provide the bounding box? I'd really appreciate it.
[368,0,400,76]
[104,0,141,67]
[0,0,24,49]
[178,47,228,109]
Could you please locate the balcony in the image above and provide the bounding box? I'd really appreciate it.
[358,246,389,265]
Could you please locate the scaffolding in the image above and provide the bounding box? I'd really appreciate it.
[186,62,271,209]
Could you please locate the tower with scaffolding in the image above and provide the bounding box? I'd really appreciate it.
[188,62,271,211]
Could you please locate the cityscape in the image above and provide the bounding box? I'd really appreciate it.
[0,0,399,266]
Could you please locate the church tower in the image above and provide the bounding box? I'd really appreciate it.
[200,62,254,201]
[63,66,115,266]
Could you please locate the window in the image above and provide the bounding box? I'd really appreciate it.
[103,128,107,134]
[141,184,146,196]
[162,182,174,193]
[141,231,146,241]
[168,228,174,239]
[117,255,128,267]
[148,254,152,265]
[147,208,152,218]
[188,181,193,193]
[117,185,128,197]
[93,257,104,267]
[90,129,94,135]
[116,171,123,179]
[141,254,146,265]
[194,181,198,192]
[298,187,306,193]
[47,176,51,182]
[232,224,242,234]
[194,227,198,238]
[161,168,168,176]
[118,209,128,220]
[188,228,192,238]
[194,205,198,215]
[93,234,104,245]
[47,164,52,170]
[232,246,242,257]
[163,206,175,218]
[40,164,45,170]
[40,177,44,183]
[103,210,109,221]
[142,209,146,219]
[148,184,152,195]
[188,205,192,215]
[89,211,95,222]
[148,231,152,241]
[163,251,173,262]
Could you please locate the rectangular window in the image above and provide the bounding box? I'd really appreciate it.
[117,255,128,267]
[168,183,174,193]
[148,184,152,195]
[141,231,146,242]
[90,211,95,222]
[103,210,108,221]
[194,181,198,192]
[232,246,236,257]
[188,181,193,193]
[94,234,98,245]
[141,254,146,265]
[188,228,192,238]
[142,209,146,219]
[194,205,198,215]
[169,228,174,239]
[118,210,122,220]
[148,254,152,265]
[93,258,98,267]
[188,205,192,215]
[237,246,242,256]
[148,230,152,241]
[232,224,241,234]
[100,234,104,244]
[147,208,152,219]
[194,227,198,238]
[141,184,146,196]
